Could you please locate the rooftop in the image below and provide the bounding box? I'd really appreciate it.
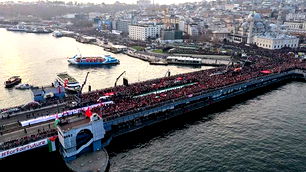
[31,86,64,96]
[59,117,90,132]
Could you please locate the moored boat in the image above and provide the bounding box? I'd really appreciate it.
[15,83,35,90]
[166,56,203,65]
[56,73,81,92]
[52,31,63,37]
[4,76,22,88]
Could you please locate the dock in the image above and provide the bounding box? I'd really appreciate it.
[66,148,109,172]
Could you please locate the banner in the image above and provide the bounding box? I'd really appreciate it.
[20,101,114,127]
[0,139,47,159]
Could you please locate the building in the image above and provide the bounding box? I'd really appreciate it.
[162,15,180,30]
[284,21,306,34]
[58,113,105,161]
[286,13,306,22]
[229,12,269,44]
[161,29,175,40]
[211,29,230,42]
[254,35,299,50]
[74,13,89,20]
[230,11,300,49]
[114,20,131,34]
[137,0,151,7]
[128,24,163,41]
[284,22,305,30]
[159,29,183,43]
[187,24,199,37]
[31,86,65,102]
[178,21,185,32]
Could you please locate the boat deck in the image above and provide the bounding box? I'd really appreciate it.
[57,73,78,83]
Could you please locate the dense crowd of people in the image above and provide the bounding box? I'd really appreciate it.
[0,129,57,151]
[79,50,306,121]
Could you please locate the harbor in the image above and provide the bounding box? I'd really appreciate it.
[1,29,306,172]
[0,28,207,109]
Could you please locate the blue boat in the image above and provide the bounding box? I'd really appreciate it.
[67,54,120,65]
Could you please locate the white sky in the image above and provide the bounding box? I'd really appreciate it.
[0,0,204,5]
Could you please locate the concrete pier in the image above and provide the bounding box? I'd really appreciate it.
[66,148,109,172]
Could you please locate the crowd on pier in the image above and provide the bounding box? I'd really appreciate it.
[0,129,57,151]
[80,51,306,120]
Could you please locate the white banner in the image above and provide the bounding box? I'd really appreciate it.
[20,101,113,127]
[0,139,47,159]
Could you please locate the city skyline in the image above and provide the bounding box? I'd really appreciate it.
[0,0,204,5]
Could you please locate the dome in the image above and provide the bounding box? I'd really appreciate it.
[269,23,278,31]
[242,22,249,28]
[269,23,277,28]
[254,13,261,21]
[247,12,262,22]
[255,22,264,28]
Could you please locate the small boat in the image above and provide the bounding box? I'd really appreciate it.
[52,31,63,37]
[4,76,22,88]
[15,84,33,90]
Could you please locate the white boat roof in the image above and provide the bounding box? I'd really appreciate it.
[57,73,78,83]
[167,56,202,61]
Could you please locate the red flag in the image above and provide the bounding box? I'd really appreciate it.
[49,136,58,142]
[261,70,272,74]
[64,79,68,87]
[176,77,183,81]
[85,108,92,118]
[104,92,115,96]
[234,67,242,72]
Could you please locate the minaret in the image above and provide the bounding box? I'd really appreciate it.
[247,20,254,44]
[247,12,254,44]
[277,0,284,27]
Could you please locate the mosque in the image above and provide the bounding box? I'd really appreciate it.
[230,3,299,50]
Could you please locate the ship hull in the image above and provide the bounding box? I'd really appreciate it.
[5,79,21,88]
[67,56,120,66]
[68,61,120,65]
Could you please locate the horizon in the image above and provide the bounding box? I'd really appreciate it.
[0,0,205,5]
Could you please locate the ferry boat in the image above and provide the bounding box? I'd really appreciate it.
[52,31,63,37]
[26,27,52,34]
[56,73,81,92]
[67,55,120,65]
[7,25,27,32]
[166,56,202,65]
[4,76,22,88]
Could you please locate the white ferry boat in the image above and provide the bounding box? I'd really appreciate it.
[7,25,27,32]
[56,73,81,92]
[166,56,202,65]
